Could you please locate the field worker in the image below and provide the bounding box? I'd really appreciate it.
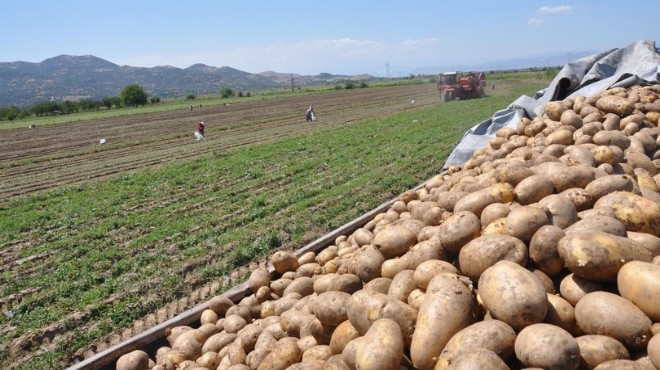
[196,121,205,141]
[305,104,315,122]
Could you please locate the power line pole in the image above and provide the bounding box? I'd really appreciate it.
[290,74,294,92]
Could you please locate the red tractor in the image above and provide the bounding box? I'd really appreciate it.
[437,71,486,102]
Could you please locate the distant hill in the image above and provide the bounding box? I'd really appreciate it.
[0,55,372,107]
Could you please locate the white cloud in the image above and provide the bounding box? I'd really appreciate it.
[539,5,574,14]
[528,18,544,26]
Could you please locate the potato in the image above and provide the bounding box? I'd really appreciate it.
[481,217,507,236]
[558,273,602,307]
[593,130,631,150]
[544,100,571,121]
[257,339,302,370]
[362,277,392,294]
[372,225,417,259]
[529,225,565,277]
[558,230,652,282]
[596,95,634,117]
[538,194,578,229]
[413,260,458,290]
[591,359,643,369]
[480,203,511,227]
[410,274,476,370]
[514,323,580,369]
[435,320,516,369]
[329,320,360,355]
[514,174,555,205]
[478,261,548,331]
[439,211,481,254]
[453,183,515,217]
[442,348,509,370]
[576,335,630,369]
[585,174,635,201]
[544,293,578,335]
[354,248,385,283]
[313,273,362,295]
[435,191,468,212]
[388,269,416,303]
[297,335,318,353]
[380,257,411,279]
[407,288,425,311]
[324,354,351,370]
[617,261,660,321]
[202,332,238,354]
[505,206,548,243]
[270,278,293,297]
[406,238,447,268]
[347,290,417,343]
[458,234,528,282]
[649,334,660,370]
[117,350,150,370]
[309,291,351,327]
[280,310,323,340]
[302,345,332,363]
[207,295,234,317]
[200,309,219,325]
[355,319,403,370]
[627,231,660,257]
[283,276,314,297]
[594,191,660,236]
[575,292,653,352]
[270,251,300,274]
[564,215,628,237]
[550,165,596,193]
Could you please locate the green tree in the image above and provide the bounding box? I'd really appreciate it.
[120,84,148,107]
[220,87,234,99]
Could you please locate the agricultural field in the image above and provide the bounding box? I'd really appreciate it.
[0,75,550,368]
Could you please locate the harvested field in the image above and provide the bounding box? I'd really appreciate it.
[1,84,438,198]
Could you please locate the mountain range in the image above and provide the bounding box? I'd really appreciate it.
[0,55,372,107]
[0,50,598,108]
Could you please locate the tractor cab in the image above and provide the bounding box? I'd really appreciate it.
[438,72,458,85]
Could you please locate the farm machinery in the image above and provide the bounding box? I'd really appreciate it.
[437,71,486,102]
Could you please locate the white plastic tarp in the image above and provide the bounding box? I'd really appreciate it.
[443,39,660,168]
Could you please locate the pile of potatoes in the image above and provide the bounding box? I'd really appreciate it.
[118,84,660,370]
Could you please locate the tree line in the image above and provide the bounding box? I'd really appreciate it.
[0,84,155,122]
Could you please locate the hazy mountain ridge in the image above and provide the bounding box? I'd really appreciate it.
[0,55,366,107]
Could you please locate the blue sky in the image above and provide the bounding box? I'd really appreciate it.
[3,0,658,76]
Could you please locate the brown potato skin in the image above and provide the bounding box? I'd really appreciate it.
[648,334,660,370]
[514,323,580,370]
[594,191,660,235]
[329,320,360,355]
[257,339,302,370]
[458,234,528,282]
[411,275,476,370]
[514,174,554,205]
[355,319,403,370]
[440,348,509,370]
[575,292,653,352]
[529,225,565,277]
[543,293,578,335]
[505,206,549,243]
[346,290,417,343]
[309,291,351,327]
[117,350,150,370]
[388,269,416,303]
[558,230,652,282]
[478,261,548,331]
[576,335,630,369]
[439,211,481,254]
[435,320,516,369]
[617,261,660,322]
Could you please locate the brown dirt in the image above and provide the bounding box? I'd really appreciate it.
[0,83,439,199]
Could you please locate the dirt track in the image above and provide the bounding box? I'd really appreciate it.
[0,83,439,199]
